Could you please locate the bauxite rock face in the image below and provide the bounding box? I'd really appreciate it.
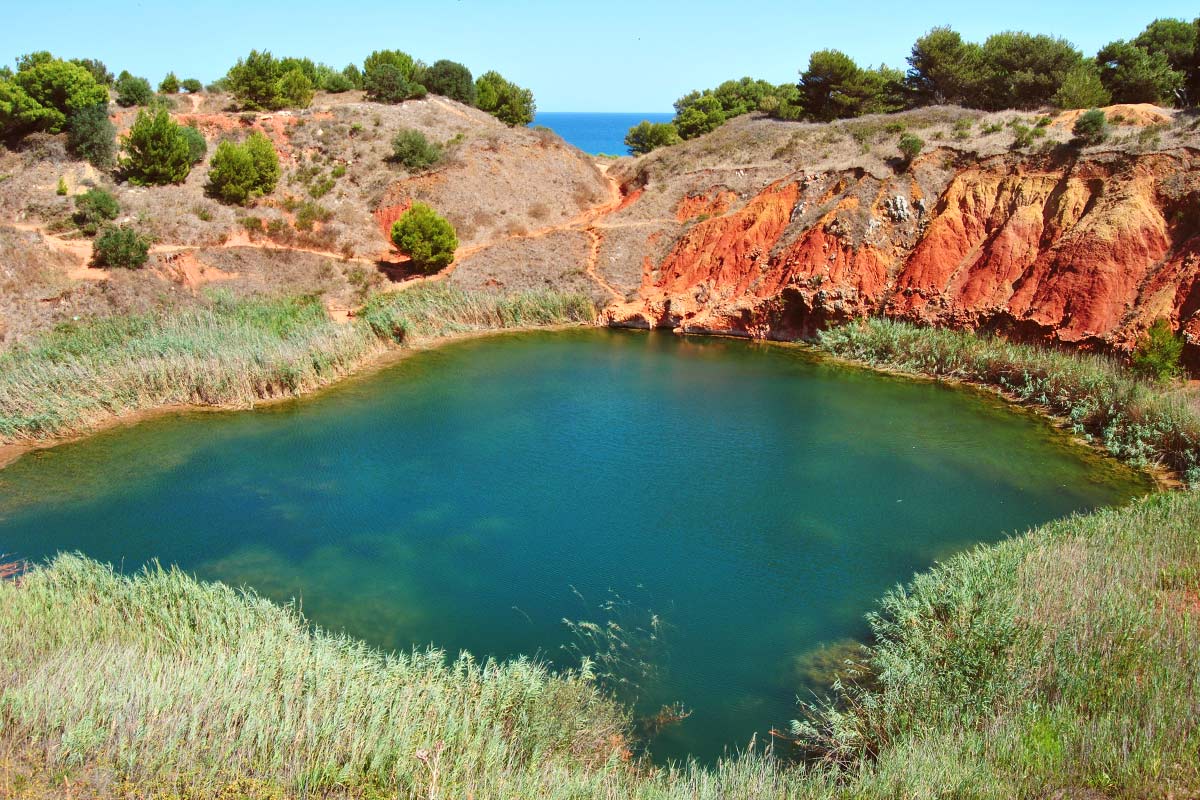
[604,150,1200,362]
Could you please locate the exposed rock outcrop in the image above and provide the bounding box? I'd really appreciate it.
[603,139,1200,365]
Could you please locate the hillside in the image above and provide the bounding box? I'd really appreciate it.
[0,91,611,346]
[593,105,1200,368]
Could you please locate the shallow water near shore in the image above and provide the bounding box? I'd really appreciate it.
[0,328,1151,762]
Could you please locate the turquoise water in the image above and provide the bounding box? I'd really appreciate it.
[532,111,674,155]
[0,330,1150,762]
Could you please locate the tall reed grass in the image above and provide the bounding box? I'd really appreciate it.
[818,319,1200,483]
[0,286,595,444]
[5,491,1198,798]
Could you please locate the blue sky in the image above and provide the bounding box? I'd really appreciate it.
[3,1,1196,111]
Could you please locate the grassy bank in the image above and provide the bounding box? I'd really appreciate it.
[817,319,1200,484]
[0,285,595,444]
[4,490,1198,798]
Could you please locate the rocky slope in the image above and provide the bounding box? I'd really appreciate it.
[595,106,1200,367]
[0,92,611,345]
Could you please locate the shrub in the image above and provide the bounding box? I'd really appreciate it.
[1132,319,1184,381]
[1,56,108,138]
[226,50,282,110]
[362,49,418,83]
[390,202,458,274]
[321,71,354,93]
[119,108,191,185]
[624,120,681,155]
[73,188,119,235]
[277,67,314,109]
[66,103,116,168]
[92,225,150,268]
[475,71,535,126]
[180,123,207,164]
[390,129,442,170]
[181,78,203,93]
[115,72,153,107]
[898,133,924,165]
[294,200,332,231]
[71,58,113,86]
[420,59,476,105]
[206,132,279,204]
[158,72,180,94]
[363,64,425,103]
[1072,108,1109,145]
[55,176,67,196]
[1052,64,1112,108]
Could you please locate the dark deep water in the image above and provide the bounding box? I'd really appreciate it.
[0,329,1151,762]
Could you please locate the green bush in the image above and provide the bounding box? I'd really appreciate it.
[898,132,924,165]
[1072,108,1109,145]
[72,188,119,235]
[363,64,425,103]
[181,78,203,93]
[277,67,314,109]
[180,123,207,164]
[158,72,180,94]
[206,132,279,204]
[421,59,476,105]
[362,49,418,83]
[390,202,458,274]
[390,129,442,170]
[115,72,153,107]
[475,70,535,126]
[321,71,354,93]
[56,176,67,196]
[71,58,113,86]
[119,108,191,185]
[226,50,283,110]
[624,120,681,155]
[1052,64,1112,108]
[92,225,150,269]
[1132,318,1184,380]
[0,55,108,138]
[66,103,116,169]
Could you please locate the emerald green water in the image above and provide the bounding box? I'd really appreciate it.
[0,329,1150,761]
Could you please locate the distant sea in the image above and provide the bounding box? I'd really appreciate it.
[531,111,674,156]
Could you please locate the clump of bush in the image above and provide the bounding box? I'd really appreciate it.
[73,187,119,235]
[206,131,280,205]
[181,78,203,94]
[0,53,109,139]
[1072,108,1109,145]
[119,108,192,185]
[420,59,476,105]
[92,225,150,268]
[158,72,180,94]
[180,123,207,165]
[475,71,535,126]
[1132,318,1184,381]
[390,129,442,170]
[115,71,153,107]
[66,103,116,168]
[364,65,426,103]
[391,202,458,274]
[898,132,924,167]
[224,51,314,111]
[624,120,680,155]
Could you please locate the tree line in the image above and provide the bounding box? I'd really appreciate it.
[0,47,536,149]
[626,18,1200,154]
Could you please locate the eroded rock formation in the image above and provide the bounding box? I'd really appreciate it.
[604,148,1200,363]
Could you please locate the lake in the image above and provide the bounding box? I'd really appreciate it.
[0,329,1150,762]
[532,111,675,155]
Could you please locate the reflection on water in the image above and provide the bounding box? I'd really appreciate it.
[0,329,1151,762]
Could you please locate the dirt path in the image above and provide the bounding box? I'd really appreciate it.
[9,161,641,309]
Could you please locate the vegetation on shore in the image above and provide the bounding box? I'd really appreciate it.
[0,285,595,444]
[817,319,1200,484]
[3,488,1197,798]
[627,16,1200,152]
